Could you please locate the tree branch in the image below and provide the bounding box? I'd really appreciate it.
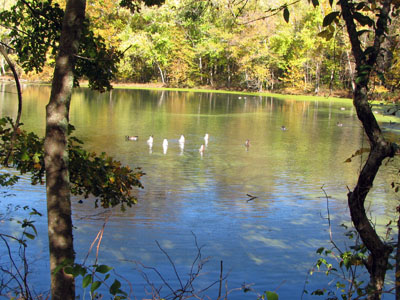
[0,45,23,167]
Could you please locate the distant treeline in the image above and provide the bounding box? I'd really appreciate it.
[2,0,399,97]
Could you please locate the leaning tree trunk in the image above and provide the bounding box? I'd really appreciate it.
[340,0,395,299]
[44,1,86,300]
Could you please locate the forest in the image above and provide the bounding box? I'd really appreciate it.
[0,0,399,97]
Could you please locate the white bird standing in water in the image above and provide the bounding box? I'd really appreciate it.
[204,133,209,146]
[199,144,205,153]
[163,138,168,154]
[147,135,153,153]
[178,135,185,154]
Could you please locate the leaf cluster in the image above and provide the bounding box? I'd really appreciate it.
[68,131,144,210]
[258,290,279,300]
[308,226,371,299]
[0,0,122,92]
[0,0,63,73]
[0,118,144,210]
[54,261,127,299]
[74,19,122,92]
[0,117,45,185]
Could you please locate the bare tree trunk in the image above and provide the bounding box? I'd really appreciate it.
[0,56,5,75]
[44,1,86,300]
[227,63,231,88]
[346,50,356,92]
[340,0,395,299]
[199,56,203,84]
[271,71,274,90]
[210,66,214,86]
[315,62,320,94]
[156,62,165,84]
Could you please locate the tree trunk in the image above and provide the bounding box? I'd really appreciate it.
[44,1,86,300]
[0,56,5,75]
[156,62,165,84]
[340,0,395,298]
[227,63,231,88]
[199,56,203,84]
[346,50,356,92]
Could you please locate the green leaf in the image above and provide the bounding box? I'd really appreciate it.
[110,279,122,295]
[95,264,113,274]
[29,208,42,217]
[52,259,73,275]
[265,291,279,300]
[64,266,74,275]
[75,264,87,276]
[82,274,92,288]
[316,247,325,254]
[353,12,374,27]
[21,151,30,161]
[317,29,329,38]
[90,281,102,294]
[323,11,340,27]
[355,76,367,84]
[311,289,325,295]
[53,264,64,275]
[283,7,289,23]
[23,232,35,240]
[63,264,86,277]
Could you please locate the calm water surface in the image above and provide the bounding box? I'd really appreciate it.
[0,83,398,299]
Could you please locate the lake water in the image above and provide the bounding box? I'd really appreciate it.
[0,83,398,299]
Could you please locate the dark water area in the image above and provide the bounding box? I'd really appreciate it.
[1,83,398,299]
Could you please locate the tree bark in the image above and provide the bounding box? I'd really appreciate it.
[44,1,86,300]
[340,0,395,298]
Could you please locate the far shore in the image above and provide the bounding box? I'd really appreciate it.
[0,76,355,103]
[2,77,399,122]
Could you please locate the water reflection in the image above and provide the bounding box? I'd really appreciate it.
[0,85,398,299]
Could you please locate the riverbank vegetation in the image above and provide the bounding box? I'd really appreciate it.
[0,0,399,100]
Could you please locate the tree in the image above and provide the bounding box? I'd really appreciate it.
[310,0,399,298]
[44,1,86,299]
[340,1,397,297]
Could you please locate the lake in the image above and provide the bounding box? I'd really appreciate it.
[0,83,398,299]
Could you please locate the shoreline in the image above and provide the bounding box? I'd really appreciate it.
[2,77,399,122]
[0,76,353,103]
[90,82,354,103]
